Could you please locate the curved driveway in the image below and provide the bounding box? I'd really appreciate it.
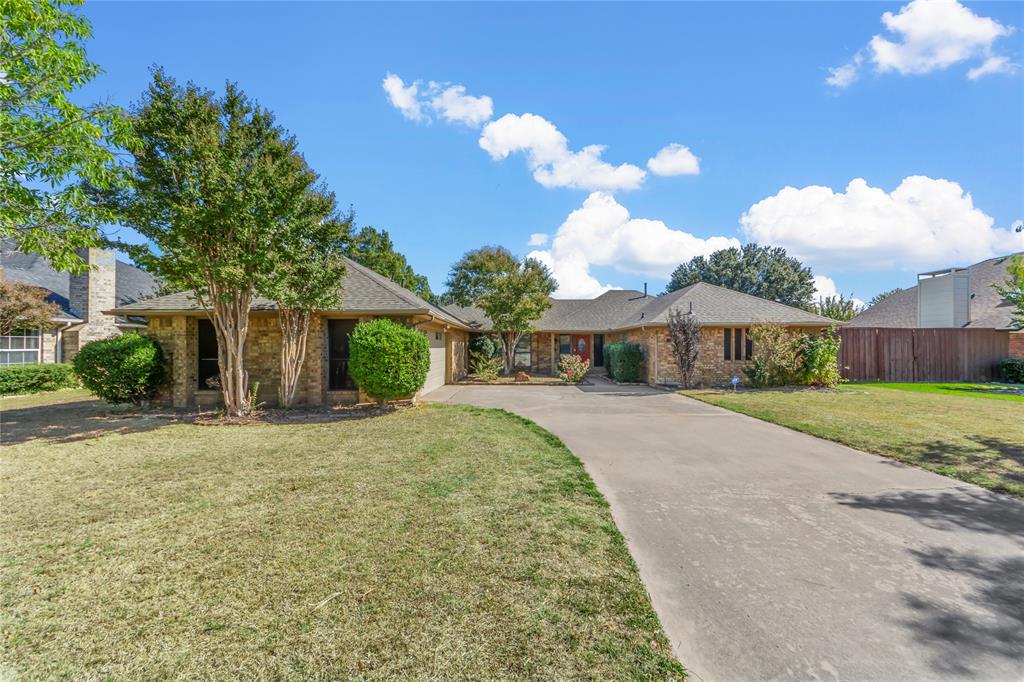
[427,378,1024,681]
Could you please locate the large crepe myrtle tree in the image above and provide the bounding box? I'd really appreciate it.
[1,0,133,273]
[261,188,352,408]
[666,307,701,388]
[100,69,316,416]
[446,246,556,375]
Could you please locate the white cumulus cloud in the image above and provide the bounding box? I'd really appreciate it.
[527,232,549,246]
[740,176,1024,273]
[967,55,1019,80]
[429,84,493,126]
[813,275,865,309]
[530,192,740,298]
[382,73,425,121]
[480,113,647,192]
[827,0,1017,88]
[647,143,701,176]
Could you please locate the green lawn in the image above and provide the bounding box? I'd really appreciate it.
[681,385,1024,498]
[859,382,1024,402]
[0,396,682,679]
[0,387,94,410]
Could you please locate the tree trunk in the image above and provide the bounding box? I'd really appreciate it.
[207,282,252,417]
[500,331,522,375]
[278,308,310,408]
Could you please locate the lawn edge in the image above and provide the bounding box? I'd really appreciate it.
[424,402,688,678]
[678,389,1022,499]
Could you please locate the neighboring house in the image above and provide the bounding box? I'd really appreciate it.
[839,254,1024,380]
[848,253,1023,331]
[446,282,835,387]
[108,258,472,407]
[1,245,158,365]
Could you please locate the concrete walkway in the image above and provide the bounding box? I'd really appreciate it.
[427,378,1024,681]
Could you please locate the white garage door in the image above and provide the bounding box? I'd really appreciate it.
[423,330,447,394]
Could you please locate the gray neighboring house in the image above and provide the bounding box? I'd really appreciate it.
[1,246,158,365]
[446,282,835,386]
[848,253,1022,330]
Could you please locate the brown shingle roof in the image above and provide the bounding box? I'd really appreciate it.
[847,253,1022,330]
[109,258,472,329]
[444,283,835,332]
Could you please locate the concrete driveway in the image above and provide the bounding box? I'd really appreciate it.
[427,378,1024,681]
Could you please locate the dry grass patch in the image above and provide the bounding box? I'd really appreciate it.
[1,401,683,679]
[681,385,1024,497]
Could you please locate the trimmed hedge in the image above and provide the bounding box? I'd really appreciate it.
[73,334,167,405]
[348,319,430,401]
[604,343,645,383]
[999,358,1024,384]
[0,363,79,395]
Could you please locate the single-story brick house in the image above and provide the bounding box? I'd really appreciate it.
[1,245,158,365]
[446,283,836,386]
[108,258,473,407]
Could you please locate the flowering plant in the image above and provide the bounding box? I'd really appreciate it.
[558,354,590,384]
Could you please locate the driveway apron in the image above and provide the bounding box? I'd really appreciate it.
[426,378,1024,681]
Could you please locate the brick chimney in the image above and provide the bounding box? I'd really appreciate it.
[67,248,119,349]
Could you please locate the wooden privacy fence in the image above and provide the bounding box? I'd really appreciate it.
[837,327,1010,382]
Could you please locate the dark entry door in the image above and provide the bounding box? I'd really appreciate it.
[594,334,605,367]
[571,334,590,364]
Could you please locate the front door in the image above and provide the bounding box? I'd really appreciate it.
[571,334,590,364]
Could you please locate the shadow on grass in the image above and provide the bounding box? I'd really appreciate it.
[832,488,1024,676]
[1,399,176,446]
[1,400,396,446]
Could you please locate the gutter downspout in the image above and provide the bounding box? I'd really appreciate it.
[55,320,76,363]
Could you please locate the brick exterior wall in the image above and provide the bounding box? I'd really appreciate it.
[145,313,468,408]
[614,325,806,387]
[64,248,120,360]
[1010,331,1024,360]
[530,332,556,375]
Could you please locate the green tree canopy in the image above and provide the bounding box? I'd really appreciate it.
[1,0,133,272]
[813,294,860,321]
[345,226,434,302]
[867,288,903,308]
[994,254,1024,329]
[261,187,351,407]
[103,69,320,415]
[446,246,556,374]
[667,244,815,308]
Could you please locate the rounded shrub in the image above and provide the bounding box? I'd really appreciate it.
[348,318,430,401]
[73,333,167,405]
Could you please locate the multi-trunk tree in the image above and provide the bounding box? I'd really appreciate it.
[1,0,132,273]
[446,246,556,375]
[102,70,321,416]
[261,189,351,408]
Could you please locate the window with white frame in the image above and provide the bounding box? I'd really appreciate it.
[0,328,42,365]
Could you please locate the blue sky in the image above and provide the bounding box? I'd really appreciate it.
[81,1,1024,303]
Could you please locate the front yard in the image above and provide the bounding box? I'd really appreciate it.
[1,398,683,679]
[681,384,1024,498]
